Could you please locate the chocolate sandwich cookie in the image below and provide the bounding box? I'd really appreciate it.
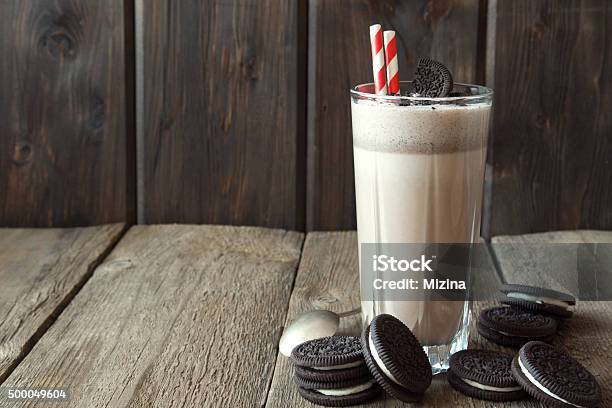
[511,341,601,408]
[448,349,527,401]
[500,284,576,318]
[413,58,453,97]
[478,306,557,348]
[294,364,371,383]
[361,314,432,402]
[290,335,365,370]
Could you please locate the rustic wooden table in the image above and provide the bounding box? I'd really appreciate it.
[0,225,610,407]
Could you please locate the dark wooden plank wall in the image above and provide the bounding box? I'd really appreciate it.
[307,0,482,230]
[0,0,610,235]
[0,0,135,227]
[486,0,612,237]
[140,0,306,229]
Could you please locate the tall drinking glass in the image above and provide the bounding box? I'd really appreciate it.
[350,82,493,373]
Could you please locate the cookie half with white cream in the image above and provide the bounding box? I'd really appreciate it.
[295,375,379,406]
[500,284,576,318]
[360,314,432,402]
[448,349,527,401]
[296,384,381,407]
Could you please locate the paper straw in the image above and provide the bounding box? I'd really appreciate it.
[383,30,399,95]
[369,24,387,95]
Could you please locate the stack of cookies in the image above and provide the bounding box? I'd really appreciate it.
[285,284,602,407]
[448,341,602,407]
[290,336,381,406]
[447,284,602,407]
[477,284,576,347]
[289,314,434,406]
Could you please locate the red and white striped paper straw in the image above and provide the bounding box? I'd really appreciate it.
[369,24,387,95]
[383,30,400,95]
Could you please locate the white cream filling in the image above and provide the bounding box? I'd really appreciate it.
[518,355,584,408]
[313,361,364,370]
[494,329,537,338]
[507,292,572,310]
[368,333,403,386]
[460,377,523,392]
[316,380,375,396]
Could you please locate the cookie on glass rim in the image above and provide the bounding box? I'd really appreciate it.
[412,58,454,97]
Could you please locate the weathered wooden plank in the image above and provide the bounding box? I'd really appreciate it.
[488,0,612,237]
[307,0,482,230]
[0,224,125,383]
[141,0,305,229]
[0,0,135,227]
[492,230,612,407]
[2,225,303,407]
[265,232,505,407]
[265,232,362,407]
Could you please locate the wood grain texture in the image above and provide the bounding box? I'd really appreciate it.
[492,230,612,298]
[265,231,363,407]
[488,0,612,237]
[265,232,506,407]
[0,0,135,227]
[141,0,305,229]
[492,230,612,407]
[0,224,125,383]
[2,225,303,407]
[307,0,481,230]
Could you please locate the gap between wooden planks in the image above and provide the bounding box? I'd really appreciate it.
[0,224,126,384]
[1,225,303,408]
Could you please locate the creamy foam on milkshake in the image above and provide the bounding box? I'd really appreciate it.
[351,99,491,346]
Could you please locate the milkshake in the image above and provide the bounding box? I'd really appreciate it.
[350,82,492,372]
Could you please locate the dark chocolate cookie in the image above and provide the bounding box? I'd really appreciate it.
[294,364,371,383]
[477,322,554,348]
[297,384,381,407]
[500,284,575,318]
[478,306,557,348]
[413,58,453,97]
[361,325,423,403]
[360,314,432,402]
[511,341,601,408]
[448,349,527,401]
[291,336,363,369]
